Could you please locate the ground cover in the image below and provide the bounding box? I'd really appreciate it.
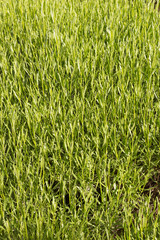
[0,0,160,239]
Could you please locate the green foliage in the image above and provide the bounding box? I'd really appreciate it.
[0,0,160,239]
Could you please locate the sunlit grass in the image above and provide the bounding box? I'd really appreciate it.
[0,0,160,239]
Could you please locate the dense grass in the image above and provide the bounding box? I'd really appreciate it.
[0,0,160,239]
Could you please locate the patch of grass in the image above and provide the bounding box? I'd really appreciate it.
[0,0,160,239]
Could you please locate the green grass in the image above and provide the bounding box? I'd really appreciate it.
[0,0,160,239]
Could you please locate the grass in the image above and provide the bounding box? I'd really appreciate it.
[0,0,160,239]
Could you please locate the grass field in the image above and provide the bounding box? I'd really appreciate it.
[0,0,160,239]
